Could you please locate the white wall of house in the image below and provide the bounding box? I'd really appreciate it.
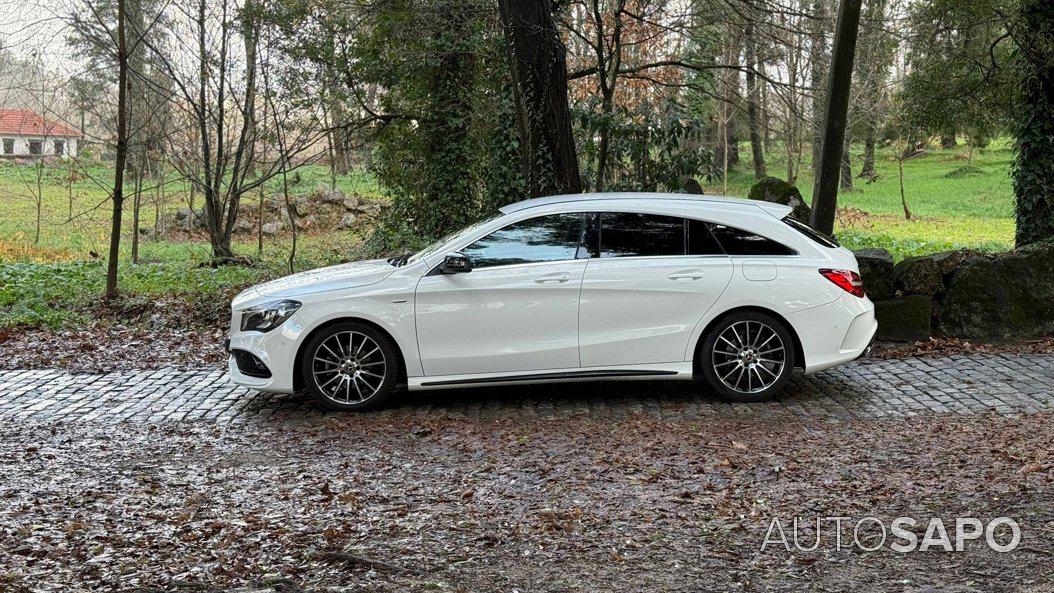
[0,135,79,158]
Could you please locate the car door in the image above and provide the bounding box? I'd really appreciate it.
[578,213,733,367]
[414,213,588,376]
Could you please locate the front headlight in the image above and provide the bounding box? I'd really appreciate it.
[239,299,301,332]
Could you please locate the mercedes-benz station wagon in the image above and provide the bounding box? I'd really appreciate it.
[227,192,876,411]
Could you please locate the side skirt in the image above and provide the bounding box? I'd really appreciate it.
[408,363,694,391]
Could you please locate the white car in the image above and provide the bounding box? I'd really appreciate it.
[228,192,876,411]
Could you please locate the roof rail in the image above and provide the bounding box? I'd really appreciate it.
[499,192,790,217]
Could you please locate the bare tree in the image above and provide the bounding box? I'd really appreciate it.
[106,0,129,298]
[744,21,766,179]
[140,0,322,262]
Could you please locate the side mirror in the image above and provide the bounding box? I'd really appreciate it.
[440,252,473,274]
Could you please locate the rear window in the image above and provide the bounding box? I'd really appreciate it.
[783,216,839,248]
[709,224,797,256]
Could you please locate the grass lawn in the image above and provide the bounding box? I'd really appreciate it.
[701,139,1015,260]
[0,161,386,328]
[0,160,384,264]
[0,141,1018,329]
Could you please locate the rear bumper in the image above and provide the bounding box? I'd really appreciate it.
[787,293,877,374]
[855,336,876,361]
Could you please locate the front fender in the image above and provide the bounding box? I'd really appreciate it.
[292,274,423,378]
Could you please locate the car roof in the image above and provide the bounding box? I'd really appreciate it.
[499,192,792,218]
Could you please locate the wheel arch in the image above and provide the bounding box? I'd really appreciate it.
[691,306,806,378]
[292,317,409,393]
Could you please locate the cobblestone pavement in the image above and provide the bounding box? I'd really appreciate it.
[0,354,1052,424]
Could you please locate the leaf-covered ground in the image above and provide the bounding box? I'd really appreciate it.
[2,411,1051,592]
[3,315,1051,373]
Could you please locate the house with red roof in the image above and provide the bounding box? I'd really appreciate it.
[0,109,81,158]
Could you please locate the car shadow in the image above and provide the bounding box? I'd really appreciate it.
[387,368,870,412]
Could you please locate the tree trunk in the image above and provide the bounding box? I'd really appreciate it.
[729,127,740,166]
[786,28,802,184]
[35,164,42,244]
[283,174,296,273]
[898,156,911,220]
[131,170,142,263]
[106,0,129,299]
[940,131,957,149]
[859,128,876,180]
[758,58,771,152]
[715,30,741,178]
[810,0,830,177]
[257,187,264,257]
[498,0,582,196]
[328,88,349,176]
[154,164,162,235]
[68,156,74,220]
[840,143,853,191]
[810,0,863,235]
[595,93,613,191]
[745,24,766,180]
[1012,0,1054,246]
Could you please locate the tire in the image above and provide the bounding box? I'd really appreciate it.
[699,311,795,402]
[300,321,400,412]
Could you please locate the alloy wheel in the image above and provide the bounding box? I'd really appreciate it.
[311,331,387,404]
[711,320,786,394]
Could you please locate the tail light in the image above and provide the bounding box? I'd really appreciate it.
[819,269,865,298]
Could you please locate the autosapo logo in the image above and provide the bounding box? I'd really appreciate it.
[760,516,1021,553]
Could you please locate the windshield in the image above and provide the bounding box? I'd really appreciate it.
[407,213,502,264]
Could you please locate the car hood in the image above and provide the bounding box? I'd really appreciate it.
[234,259,395,307]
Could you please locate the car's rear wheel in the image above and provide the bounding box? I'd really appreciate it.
[301,321,399,411]
[699,311,795,402]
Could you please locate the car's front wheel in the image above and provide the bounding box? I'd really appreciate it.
[300,321,399,411]
[699,312,795,402]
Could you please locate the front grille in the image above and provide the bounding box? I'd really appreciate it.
[231,349,272,378]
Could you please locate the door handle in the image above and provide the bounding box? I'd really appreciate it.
[535,272,571,284]
[668,269,705,281]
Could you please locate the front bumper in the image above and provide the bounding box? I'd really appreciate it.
[225,313,306,393]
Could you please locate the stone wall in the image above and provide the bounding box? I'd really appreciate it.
[149,185,383,239]
[853,240,1054,342]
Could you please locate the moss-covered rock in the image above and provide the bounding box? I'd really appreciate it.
[853,248,894,301]
[683,178,704,194]
[894,255,945,295]
[747,177,810,223]
[930,249,973,275]
[937,240,1054,339]
[875,295,933,342]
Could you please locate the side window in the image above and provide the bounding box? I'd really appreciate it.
[687,218,724,255]
[462,213,585,268]
[2,139,13,154]
[709,224,797,256]
[599,212,685,257]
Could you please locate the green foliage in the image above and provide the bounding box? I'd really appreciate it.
[576,108,712,192]
[836,229,1011,262]
[1012,0,1054,246]
[898,0,1017,144]
[0,261,261,329]
[361,1,527,251]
